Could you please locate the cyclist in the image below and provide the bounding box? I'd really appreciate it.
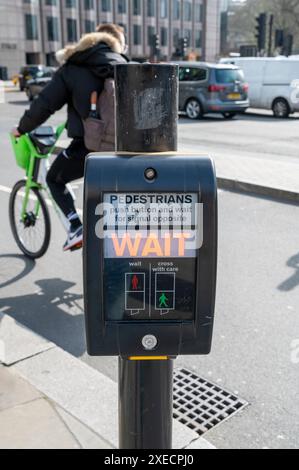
[12,24,128,251]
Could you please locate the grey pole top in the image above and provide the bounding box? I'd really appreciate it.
[115,63,179,153]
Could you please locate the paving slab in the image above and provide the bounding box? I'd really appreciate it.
[0,312,55,365]
[0,365,42,412]
[14,346,199,449]
[0,398,80,449]
[54,406,113,449]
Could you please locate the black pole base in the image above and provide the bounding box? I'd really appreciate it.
[119,358,174,449]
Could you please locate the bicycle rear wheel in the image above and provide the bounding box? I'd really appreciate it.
[9,180,51,259]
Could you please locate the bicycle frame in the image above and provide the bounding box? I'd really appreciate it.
[19,123,75,233]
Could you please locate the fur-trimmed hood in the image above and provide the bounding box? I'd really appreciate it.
[56,32,123,65]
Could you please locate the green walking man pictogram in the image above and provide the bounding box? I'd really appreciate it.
[159,293,169,309]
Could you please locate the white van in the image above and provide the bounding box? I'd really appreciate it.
[219,57,299,117]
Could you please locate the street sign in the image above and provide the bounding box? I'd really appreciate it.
[83,154,217,357]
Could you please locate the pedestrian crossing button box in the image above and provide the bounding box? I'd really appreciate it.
[83,153,217,357]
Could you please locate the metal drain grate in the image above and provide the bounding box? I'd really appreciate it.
[173,368,248,435]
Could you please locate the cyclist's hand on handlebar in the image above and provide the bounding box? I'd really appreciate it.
[11,128,21,138]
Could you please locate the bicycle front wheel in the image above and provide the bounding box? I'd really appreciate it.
[9,180,51,259]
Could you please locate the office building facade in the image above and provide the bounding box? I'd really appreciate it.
[0,0,221,76]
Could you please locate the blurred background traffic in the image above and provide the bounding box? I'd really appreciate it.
[1,0,299,120]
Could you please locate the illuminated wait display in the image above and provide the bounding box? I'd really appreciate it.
[103,192,199,321]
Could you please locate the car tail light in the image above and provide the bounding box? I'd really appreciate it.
[243,83,249,92]
[208,84,227,93]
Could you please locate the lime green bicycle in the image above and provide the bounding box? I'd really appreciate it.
[9,124,76,259]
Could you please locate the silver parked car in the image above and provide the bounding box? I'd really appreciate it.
[176,61,249,119]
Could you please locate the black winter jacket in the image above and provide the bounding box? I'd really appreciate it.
[18,32,128,138]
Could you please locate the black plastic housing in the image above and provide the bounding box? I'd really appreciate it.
[83,153,217,357]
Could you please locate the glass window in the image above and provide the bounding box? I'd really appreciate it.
[195,30,201,48]
[147,25,155,46]
[133,0,141,16]
[161,27,167,47]
[160,0,167,19]
[173,0,180,20]
[118,22,127,34]
[215,69,245,84]
[84,0,94,9]
[47,17,59,41]
[179,67,207,82]
[45,0,57,5]
[66,0,76,7]
[184,1,191,22]
[133,24,141,45]
[173,28,180,48]
[118,0,126,14]
[101,0,111,11]
[85,19,95,33]
[147,0,155,17]
[25,14,38,40]
[67,18,77,42]
[195,3,203,22]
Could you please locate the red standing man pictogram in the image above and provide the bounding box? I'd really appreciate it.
[132,274,139,290]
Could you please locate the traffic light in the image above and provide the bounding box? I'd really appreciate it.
[152,34,160,59]
[275,29,284,48]
[179,37,188,58]
[255,13,267,52]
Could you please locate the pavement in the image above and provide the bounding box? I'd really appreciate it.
[0,88,299,449]
[0,329,213,450]
[0,365,109,449]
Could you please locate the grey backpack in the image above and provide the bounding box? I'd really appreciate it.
[82,78,115,152]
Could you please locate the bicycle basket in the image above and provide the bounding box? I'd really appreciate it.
[10,135,31,171]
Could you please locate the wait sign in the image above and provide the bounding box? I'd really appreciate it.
[101,192,201,259]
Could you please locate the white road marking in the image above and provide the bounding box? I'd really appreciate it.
[0,183,82,216]
[0,184,11,194]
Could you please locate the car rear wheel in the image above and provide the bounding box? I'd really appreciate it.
[272,98,290,118]
[185,99,203,119]
[222,112,236,119]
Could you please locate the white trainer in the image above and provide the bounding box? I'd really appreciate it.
[63,225,83,252]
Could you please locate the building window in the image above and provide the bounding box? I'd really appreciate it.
[195,3,203,22]
[173,0,180,20]
[133,0,141,16]
[195,30,202,48]
[45,0,57,5]
[47,17,59,41]
[147,25,155,46]
[101,0,111,12]
[25,14,38,40]
[118,0,126,14]
[160,0,167,19]
[85,19,95,33]
[67,18,77,42]
[84,0,94,9]
[183,1,192,22]
[147,0,155,17]
[133,24,141,45]
[161,27,167,47]
[66,0,76,7]
[173,28,180,48]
